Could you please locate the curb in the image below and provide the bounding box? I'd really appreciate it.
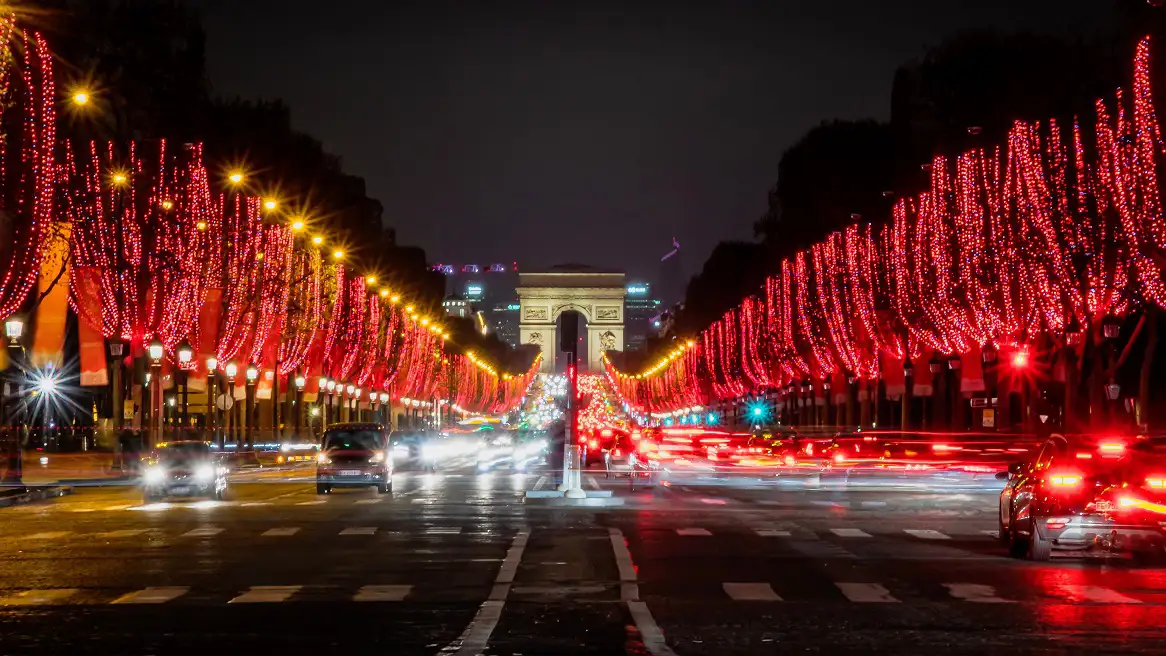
[0,485,73,508]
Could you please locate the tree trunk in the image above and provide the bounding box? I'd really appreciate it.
[1139,307,1159,431]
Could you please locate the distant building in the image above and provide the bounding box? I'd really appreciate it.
[442,295,472,319]
[433,261,521,344]
[624,282,661,352]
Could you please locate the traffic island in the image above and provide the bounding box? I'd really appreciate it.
[0,485,72,508]
[523,488,624,506]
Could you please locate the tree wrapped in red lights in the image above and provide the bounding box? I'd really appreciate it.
[608,35,1166,430]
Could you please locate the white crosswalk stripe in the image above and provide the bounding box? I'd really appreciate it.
[354,584,413,602]
[943,583,1013,603]
[24,531,69,540]
[1058,585,1142,604]
[228,585,301,604]
[0,589,78,605]
[354,499,382,505]
[98,529,148,539]
[241,502,272,507]
[835,582,899,603]
[182,528,223,538]
[754,529,792,537]
[676,528,712,536]
[262,527,300,537]
[830,528,872,538]
[111,587,190,604]
[339,527,377,535]
[904,529,951,540]
[296,500,327,505]
[426,527,461,534]
[723,582,782,601]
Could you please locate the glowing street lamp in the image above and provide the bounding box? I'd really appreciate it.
[72,90,90,105]
[148,339,164,364]
[228,171,245,185]
[176,339,194,426]
[4,316,23,346]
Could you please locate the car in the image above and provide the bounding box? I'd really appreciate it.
[998,434,1166,561]
[140,440,228,502]
[316,423,392,494]
[602,434,659,481]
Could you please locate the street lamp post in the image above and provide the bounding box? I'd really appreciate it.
[206,357,218,444]
[345,384,354,422]
[326,380,336,429]
[2,316,25,489]
[108,340,125,432]
[176,340,193,430]
[148,339,164,447]
[245,364,258,449]
[294,374,306,437]
[225,362,238,446]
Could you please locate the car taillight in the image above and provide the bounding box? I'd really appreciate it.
[589,439,598,448]
[613,449,621,457]
[1049,473,1081,487]
[833,452,846,464]
[1147,478,1166,489]
[1075,452,1093,459]
[783,455,795,466]
[1099,442,1125,456]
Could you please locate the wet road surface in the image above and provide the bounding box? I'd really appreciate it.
[2,462,1165,655]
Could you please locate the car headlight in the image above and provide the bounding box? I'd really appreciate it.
[194,464,215,481]
[317,452,331,465]
[144,466,166,484]
[369,452,385,463]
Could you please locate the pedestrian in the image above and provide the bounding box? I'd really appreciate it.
[548,418,567,487]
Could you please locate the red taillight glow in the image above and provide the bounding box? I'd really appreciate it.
[588,439,598,448]
[783,455,795,466]
[1049,473,1082,487]
[613,449,621,457]
[1147,478,1166,489]
[932,444,963,453]
[1075,452,1093,459]
[833,452,846,464]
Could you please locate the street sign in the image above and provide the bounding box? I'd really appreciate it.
[982,408,995,428]
[969,397,998,408]
[215,394,235,411]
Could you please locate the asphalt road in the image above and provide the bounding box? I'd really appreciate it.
[2,461,1166,655]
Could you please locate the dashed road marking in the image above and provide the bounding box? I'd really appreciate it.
[102,504,132,511]
[354,584,412,602]
[676,528,712,536]
[723,582,782,601]
[1058,585,1142,604]
[111,587,189,604]
[943,583,1013,603]
[354,499,382,505]
[339,527,376,536]
[261,527,300,537]
[241,502,272,507]
[426,527,462,535]
[439,528,530,655]
[754,529,792,537]
[609,528,676,656]
[24,531,69,540]
[830,528,872,538]
[98,529,148,539]
[228,585,301,604]
[296,500,327,506]
[182,527,223,538]
[904,529,951,540]
[980,530,1000,538]
[0,589,78,606]
[586,476,601,490]
[835,582,899,603]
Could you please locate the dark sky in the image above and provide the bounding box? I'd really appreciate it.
[187,0,1104,284]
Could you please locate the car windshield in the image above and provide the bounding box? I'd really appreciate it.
[323,430,384,451]
[157,443,210,461]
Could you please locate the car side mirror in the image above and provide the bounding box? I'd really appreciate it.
[995,471,1010,480]
[1007,462,1023,475]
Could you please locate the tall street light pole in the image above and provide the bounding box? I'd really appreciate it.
[206,357,218,444]
[224,361,238,447]
[245,364,258,449]
[176,340,193,430]
[294,374,306,437]
[147,339,164,447]
[3,316,26,489]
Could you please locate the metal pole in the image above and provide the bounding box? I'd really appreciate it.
[208,373,217,446]
[273,366,281,442]
[245,381,254,449]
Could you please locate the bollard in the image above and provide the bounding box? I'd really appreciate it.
[564,444,586,499]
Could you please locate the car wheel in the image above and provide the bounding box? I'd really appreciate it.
[997,513,1010,546]
[377,482,391,494]
[316,483,331,495]
[1029,524,1051,561]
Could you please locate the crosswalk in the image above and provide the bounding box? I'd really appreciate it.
[0,579,1158,607]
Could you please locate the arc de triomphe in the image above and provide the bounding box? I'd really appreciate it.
[516,267,625,372]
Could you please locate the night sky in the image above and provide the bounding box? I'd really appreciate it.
[188,0,1104,284]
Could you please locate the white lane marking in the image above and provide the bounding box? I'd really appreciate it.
[102,505,132,511]
[700,498,727,505]
[240,502,271,507]
[182,528,223,538]
[835,582,899,603]
[98,529,148,538]
[70,508,96,513]
[262,527,300,537]
[0,589,78,605]
[904,529,951,540]
[755,529,792,537]
[943,583,1013,603]
[587,476,600,490]
[609,528,676,656]
[860,501,888,507]
[354,499,382,505]
[439,528,530,655]
[628,601,679,656]
[228,585,301,604]
[24,531,69,540]
[296,500,327,506]
[354,584,412,602]
[830,528,872,538]
[723,582,782,601]
[533,475,547,490]
[426,527,462,534]
[111,587,189,604]
[980,530,1000,538]
[339,527,376,535]
[676,528,712,536]
[1059,585,1142,604]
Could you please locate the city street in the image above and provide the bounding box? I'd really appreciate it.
[3,464,1166,655]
